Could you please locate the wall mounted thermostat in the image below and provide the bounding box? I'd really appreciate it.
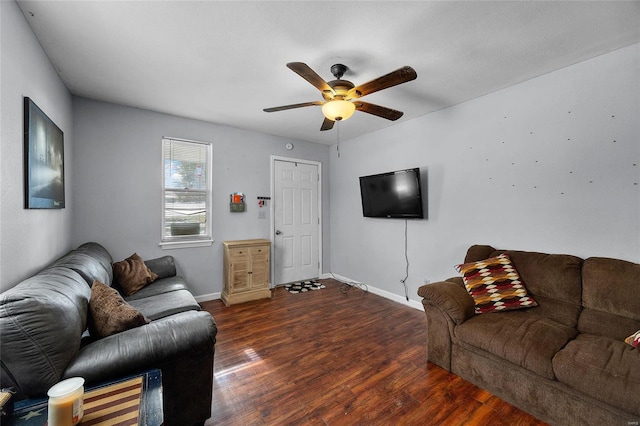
[285,142,294,150]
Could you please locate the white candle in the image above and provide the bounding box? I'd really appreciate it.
[47,377,84,426]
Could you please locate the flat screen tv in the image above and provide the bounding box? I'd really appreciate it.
[359,168,424,219]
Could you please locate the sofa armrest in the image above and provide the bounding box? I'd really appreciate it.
[65,310,217,425]
[63,310,215,383]
[144,256,177,279]
[417,278,474,371]
[417,278,474,325]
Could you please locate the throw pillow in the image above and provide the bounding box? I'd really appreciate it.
[455,253,538,314]
[89,280,149,338]
[112,253,158,296]
[625,330,640,348]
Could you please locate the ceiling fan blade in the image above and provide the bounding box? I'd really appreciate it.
[263,101,323,112]
[287,62,335,96]
[355,101,404,121]
[320,117,335,131]
[349,66,417,99]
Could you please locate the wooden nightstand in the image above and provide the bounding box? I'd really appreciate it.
[222,239,271,306]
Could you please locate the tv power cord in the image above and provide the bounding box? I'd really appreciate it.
[400,219,410,301]
[330,273,368,294]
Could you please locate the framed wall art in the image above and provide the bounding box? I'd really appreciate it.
[24,97,65,209]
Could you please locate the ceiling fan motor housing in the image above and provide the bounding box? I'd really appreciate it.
[323,79,355,101]
[330,63,348,79]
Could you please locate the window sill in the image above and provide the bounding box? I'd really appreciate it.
[159,239,214,250]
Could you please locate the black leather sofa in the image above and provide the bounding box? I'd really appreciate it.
[0,242,217,426]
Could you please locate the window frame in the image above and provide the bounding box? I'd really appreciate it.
[160,137,214,249]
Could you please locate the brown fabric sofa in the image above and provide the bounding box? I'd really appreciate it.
[417,245,640,425]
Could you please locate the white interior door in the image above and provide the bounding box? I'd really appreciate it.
[272,159,320,285]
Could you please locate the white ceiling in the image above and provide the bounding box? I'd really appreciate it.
[16,1,640,145]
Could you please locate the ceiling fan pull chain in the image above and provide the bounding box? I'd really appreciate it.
[337,121,341,158]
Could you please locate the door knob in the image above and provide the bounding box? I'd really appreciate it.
[275,230,282,235]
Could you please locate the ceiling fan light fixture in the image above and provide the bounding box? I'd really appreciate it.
[322,100,356,121]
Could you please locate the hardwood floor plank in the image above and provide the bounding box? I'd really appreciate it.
[201,279,547,425]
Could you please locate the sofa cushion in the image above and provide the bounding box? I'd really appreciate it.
[578,308,640,343]
[74,242,114,282]
[51,252,112,287]
[127,289,201,321]
[493,250,583,303]
[144,255,177,279]
[112,253,159,296]
[553,334,640,416]
[455,254,537,314]
[89,280,149,338]
[579,257,640,338]
[454,310,577,379]
[123,276,189,302]
[464,245,496,263]
[491,249,583,327]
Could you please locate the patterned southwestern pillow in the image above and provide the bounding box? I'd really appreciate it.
[89,280,149,338]
[455,253,538,314]
[112,253,158,296]
[625,330,640,348]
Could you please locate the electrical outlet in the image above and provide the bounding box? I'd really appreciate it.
[258,210,266,219]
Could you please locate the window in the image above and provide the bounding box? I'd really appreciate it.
[160,137,213,249]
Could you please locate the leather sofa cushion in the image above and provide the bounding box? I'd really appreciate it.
[51,244,113,287]
[124,275,189,301]
[127,289,200,321]
[553,334,640,416]
[0,268,89,397]
[144,255,177,279]
[454,310,577,380]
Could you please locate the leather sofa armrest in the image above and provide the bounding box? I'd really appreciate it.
[63,310,216,384]
[417,278,474,325]
[144,256,177,279]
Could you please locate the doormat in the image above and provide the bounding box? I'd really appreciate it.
[283,280,326,294]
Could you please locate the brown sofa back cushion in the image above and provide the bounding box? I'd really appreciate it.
[464,245,583,327]
[579,257,640,339]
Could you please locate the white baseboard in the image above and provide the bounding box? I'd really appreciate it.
[323,273,423,311]
[195,276,424,311]
[195,292,221,303]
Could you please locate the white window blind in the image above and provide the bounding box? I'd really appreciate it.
[161,138,213,247]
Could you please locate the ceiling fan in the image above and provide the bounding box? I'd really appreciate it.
[264,62,417,131]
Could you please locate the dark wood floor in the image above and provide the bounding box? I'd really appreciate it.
[200,279,547,425]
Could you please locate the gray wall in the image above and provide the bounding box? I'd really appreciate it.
[2,0,638,306]
[329,43,640,306]
[71,97,331,298]
[0,1,75,291]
